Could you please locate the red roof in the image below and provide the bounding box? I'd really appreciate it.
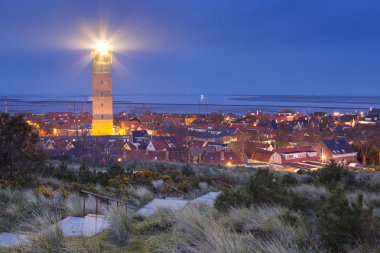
[124,150,167,162]
[274,146,318,164]
[202,151,244,166]
[151,141,168,151]
[275,146,314,154]
[252,149,274,163]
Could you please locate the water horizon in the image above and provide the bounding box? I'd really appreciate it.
[1,93,379,115]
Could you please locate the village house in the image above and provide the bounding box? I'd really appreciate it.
[47,112,73,123]
[252,146,318,164]
[201,151,244,166]
[146,140,170,151]
[186,127,238,144]
[316,139,357,164]
[365,108,380,122]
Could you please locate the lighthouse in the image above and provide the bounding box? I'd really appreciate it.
[91,41,114,136]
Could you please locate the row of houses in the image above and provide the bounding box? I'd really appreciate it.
[252,139,357,165]
[40,131,245,166]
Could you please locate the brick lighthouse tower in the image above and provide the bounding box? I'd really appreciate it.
[91,41,114,136]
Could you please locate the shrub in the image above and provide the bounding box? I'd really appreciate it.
[215,168,319,212]
[107,164,125,177]
[134,208,175,235]
[319,189,366,250]
[280,173,298,186]
[78,164,97,184]
[181,164,195,177]
[214,189,252,211]
[247,169,281,204]
[319,160,355,189]
[34,185,55,198]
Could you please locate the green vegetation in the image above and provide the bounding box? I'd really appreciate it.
[0,113,45,180]
[1,115,380,252]
[2,159,380,252]
[214,162,380,252]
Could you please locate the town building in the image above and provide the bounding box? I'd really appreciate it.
[317,139,357,164]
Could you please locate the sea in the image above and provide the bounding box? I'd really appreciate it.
[1,94,380,115]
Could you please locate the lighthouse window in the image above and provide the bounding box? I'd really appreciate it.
[101,103,103,107]
[101,115,103,119]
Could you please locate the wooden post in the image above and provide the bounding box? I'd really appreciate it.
[83,193,86,217]
[95,197,98,215]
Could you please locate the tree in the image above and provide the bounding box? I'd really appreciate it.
[0,113,45,179]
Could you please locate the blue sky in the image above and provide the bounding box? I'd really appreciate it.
[0,0,379,96]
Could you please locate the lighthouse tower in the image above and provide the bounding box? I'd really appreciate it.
[91,41,114,136]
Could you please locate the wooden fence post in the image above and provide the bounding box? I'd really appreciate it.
[83,192,86,217]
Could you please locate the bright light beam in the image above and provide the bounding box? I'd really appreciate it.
[94,40,111,55]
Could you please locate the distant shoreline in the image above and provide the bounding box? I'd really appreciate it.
[1,94,379,115]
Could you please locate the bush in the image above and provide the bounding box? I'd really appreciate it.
[34,185,55,198]
[78,164,97,184]
[215,169,312,211]
[247,169,281,204]
[280,173,298,186]
[319,160,355,189]
[215,189,252,211]
[181,164,195,177]
[319,189,366,250]
[107,164,125,177]
[134,208,175,235]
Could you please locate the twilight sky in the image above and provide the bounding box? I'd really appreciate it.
[0,0,379,96]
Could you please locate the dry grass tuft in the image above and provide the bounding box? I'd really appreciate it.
[19,210,65,253]
[106,206,132,242]
[289,184,330,202]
